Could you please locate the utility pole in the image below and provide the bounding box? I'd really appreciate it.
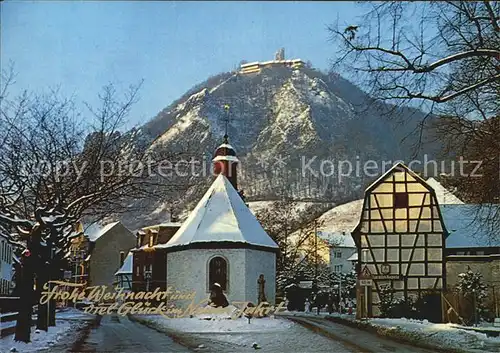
[339,273,342,314]
[315,220,319,315]
[473,289,478,327]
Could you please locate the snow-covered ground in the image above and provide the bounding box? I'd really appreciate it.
[281,312,500,352]
[0,308,96,352]
[53,307,95,321]
[366,318,500,353]
[134,313,349,352]
[142,314,293,334]
[0,320,73,353]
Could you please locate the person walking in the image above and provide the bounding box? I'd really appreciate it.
[327,293,334,314]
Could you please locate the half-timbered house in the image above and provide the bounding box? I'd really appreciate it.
[352,163,448,318]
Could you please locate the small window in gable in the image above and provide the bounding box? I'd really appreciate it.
[394,192,409,209]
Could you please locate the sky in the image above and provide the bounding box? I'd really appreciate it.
[1,1,364,129]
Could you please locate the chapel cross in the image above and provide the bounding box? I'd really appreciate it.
[222,104,232,142]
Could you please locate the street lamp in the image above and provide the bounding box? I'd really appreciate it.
[362,249,369,319]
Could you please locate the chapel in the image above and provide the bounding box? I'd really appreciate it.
[155,135,279,305]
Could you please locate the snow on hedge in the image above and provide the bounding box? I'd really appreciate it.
[369,318,500,352]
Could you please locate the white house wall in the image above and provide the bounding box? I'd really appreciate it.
[0,238,13,295]
[330,247,357,274]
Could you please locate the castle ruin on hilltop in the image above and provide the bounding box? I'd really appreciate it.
[239,48,304,74]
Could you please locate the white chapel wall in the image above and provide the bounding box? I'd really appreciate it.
[166,248,247,305]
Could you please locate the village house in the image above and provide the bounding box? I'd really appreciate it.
[86,221,136,289]
[338,163,499,320]
[132,222,181,292]
[352,163,447,319]
[443,204,500,315]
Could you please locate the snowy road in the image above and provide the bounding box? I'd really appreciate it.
[71,314,190,352]
[286,315,439,353]
[60,313,441,353]
[168,318,353,352]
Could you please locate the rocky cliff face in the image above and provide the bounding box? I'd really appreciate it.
[116,64,441,230]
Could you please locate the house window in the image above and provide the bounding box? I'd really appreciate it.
[334,265,343,273]
[136,265,140,276]
[335,251,342,258]
[208,256,228,291]
[394,192,409,209]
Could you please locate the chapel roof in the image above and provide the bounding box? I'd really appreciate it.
[155,174,278,251]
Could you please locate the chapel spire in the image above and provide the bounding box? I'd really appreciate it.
[213,104,239,190]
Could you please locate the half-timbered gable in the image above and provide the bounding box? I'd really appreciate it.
[353,163,448,317]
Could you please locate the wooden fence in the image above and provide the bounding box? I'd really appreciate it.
[0,303,38,338]
[442,287,500,326]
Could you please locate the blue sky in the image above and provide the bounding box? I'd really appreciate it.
[2,1,364,129]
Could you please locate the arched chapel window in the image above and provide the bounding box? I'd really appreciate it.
[208,256,228,291]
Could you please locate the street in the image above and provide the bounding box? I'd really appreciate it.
[285,315,439,353]
[69,315,190,352]
[62,314,439,353]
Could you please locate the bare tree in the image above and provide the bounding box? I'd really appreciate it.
[329,1,499,236]
[0,69,187,341]
[256,200,335,294]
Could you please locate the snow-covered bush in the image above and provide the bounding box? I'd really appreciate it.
[414,290,442,323]
[379,285,416,318]
[455,270,489,323]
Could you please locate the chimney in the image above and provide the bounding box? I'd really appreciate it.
[119,251,125,267]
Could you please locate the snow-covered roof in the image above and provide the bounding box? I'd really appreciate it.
[426,177,464,205]
[212,155,239,162]
[317,231,356,248]
[87,221,120,242]
[443,204,500,248]
[317,199,364,234]
[315,172,464,237]
[217,143,235,151]
[347,252,358,261]
[115,251,133,275]
[142,222,182,230]
[155,174,278,250]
